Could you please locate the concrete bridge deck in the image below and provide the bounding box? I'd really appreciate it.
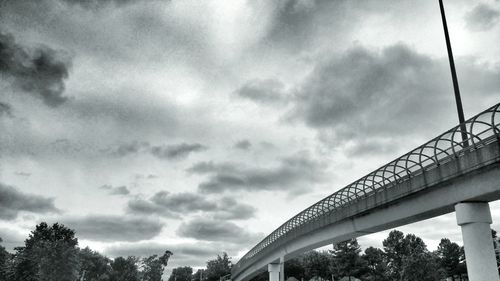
[232,103,500,281]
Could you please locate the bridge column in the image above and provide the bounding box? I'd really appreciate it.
[280,257,285,281]
[455,202,499,281]
[268,264,280,281]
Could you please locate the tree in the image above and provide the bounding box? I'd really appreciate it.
[436,239,462,281]
[330,239,366,281]
[0,237,10,281]
[205,253,232,281]
[110,256,140,281]
[9,222,79,281]
[169,266,193,281]
[285,258,305,281]
[78,247,111,281]
[383,230,406,279]
[142,251,173,281]
[192,269,205,281]
[301,250,331,280]
[362,247,389,281]
[383,230,439,281]
[400,251,440,281]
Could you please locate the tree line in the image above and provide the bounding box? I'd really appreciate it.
[1,222,499,281]
[251,229,500,281]
[0,222,231,281]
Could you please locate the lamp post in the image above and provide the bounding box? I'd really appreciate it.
[438,0,468,145]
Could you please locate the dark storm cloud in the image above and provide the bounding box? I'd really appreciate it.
[0,31,70,107]
[61,215,164,242]
[127,191,256,220]
[254,0,376,55]
[465,3,500,31]
[290,43,500,156]
[60,0,157,9]
[104,141,207,160]
[150,191,216,213]
[99,185,130,195]
[344,138,396,157]
[0,182,60,220]
[234,140,252,150]
[186,161,236,175]
[0,102,13,117]
[108,141,149,157]
[196,154,326,194]
[235,79,288,105]
[293,44,444,131]
[176,218,263,244]
[212,197,257,221]
[150,143,207,160]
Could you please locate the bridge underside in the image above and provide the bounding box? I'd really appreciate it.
[233,142,500,281]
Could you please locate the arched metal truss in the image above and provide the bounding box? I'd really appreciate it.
[234,102,500,276]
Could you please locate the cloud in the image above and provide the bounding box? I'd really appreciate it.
[176,218,263,244]
[99,185,130,196]
[150,143,207,160]
[107,141,150,157]
[234,79,288,105]
[60,0,154,9]
[61,215,164,242]
[211,197,257,221]
[290,43,500,156]
[256,0,349,53]
[127,191,256,220]
[186,161,236,175]
[195,154,326,195]
[104,141,208,160]
[0,102,13,117]
[14,171,31,177]
[234,140,252,150]
[0,227,26,252]
[0,31,71,107]
[465,3,500,31]
[104,241,242,268]
[0,182,60,220]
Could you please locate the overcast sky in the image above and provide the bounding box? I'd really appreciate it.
[1,0,500,273]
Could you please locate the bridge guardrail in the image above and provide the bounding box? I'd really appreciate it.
[233,102,500,278]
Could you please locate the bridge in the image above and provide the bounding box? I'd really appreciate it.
[231,103,500,281]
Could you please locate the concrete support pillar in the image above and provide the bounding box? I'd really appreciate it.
[268,264,280,281]
[279,257,285,281]
[455,202,499,281]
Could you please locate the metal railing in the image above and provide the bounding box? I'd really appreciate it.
[234,102,500,276]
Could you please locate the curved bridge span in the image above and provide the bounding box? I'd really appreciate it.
[232,103,500,281]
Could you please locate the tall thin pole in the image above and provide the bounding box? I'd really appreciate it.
[438,0,468,145]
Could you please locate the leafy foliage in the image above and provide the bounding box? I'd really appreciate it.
[168,266,193,281]
[0,237,10,281]
[78,247,112,281]
[0,223,493,281]
[205,252,232,281]
[362,247,389,281]
[330,239,366,280]
[8,222,79,281]
[436,238,463,280]
[110,256,140,281]
[143,251,173,281]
